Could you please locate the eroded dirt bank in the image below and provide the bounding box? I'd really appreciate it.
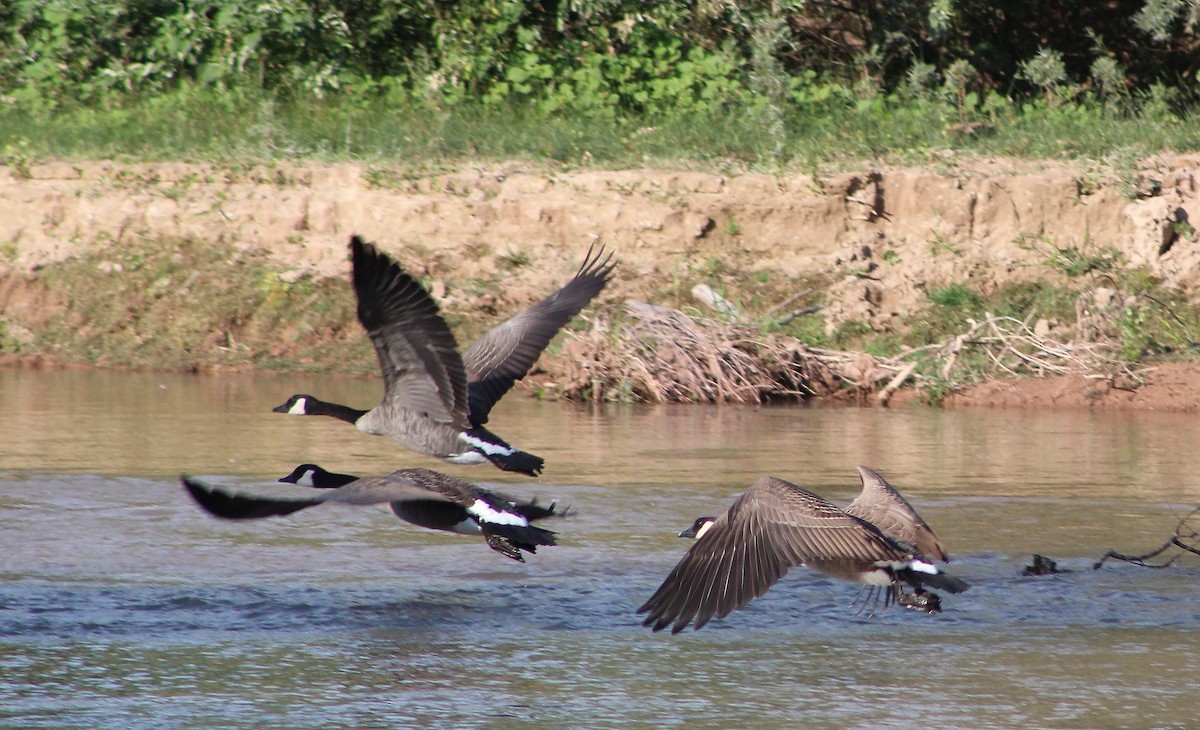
[2,155,1200,409]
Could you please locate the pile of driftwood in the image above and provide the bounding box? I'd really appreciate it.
[549,302,843,404]
[543,300,1136,405]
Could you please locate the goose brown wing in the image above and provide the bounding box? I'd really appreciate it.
[317,473,463,507]
[380,468,487,504]
[463,244,615,424]
[638,476,909,633]
[843,466,948,561]
[395,468,561,520]
[351,237,469,428]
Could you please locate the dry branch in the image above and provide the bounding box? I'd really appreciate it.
[1093,506,1200,569]
[542,301,1146,405]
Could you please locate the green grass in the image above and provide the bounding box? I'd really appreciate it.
[2,88,1199,171]
[23,237,372,371]
[815,280,1082,360]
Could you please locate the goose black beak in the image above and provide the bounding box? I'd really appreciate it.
[678,517,716,539]
[271,402,289,413]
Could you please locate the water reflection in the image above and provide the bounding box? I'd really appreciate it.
[5,369,1200,500]
[3,369,1200,728]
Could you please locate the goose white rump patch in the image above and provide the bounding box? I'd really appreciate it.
[467,499,528,526]
[459,432,516,456]
[908,559,939,575]
[446,451,489,465]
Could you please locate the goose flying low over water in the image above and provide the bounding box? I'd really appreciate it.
[842,465,950,563]
[274,236,615,476]
[276,462,565,519]
[181,467,563,562]
[638,468,968,633]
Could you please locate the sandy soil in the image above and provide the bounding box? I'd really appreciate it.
[891,360,1200,411]
[2,154,1200,409]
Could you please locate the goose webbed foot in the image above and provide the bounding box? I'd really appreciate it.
[896,587,943,614]
[849,585,892,617]
[485,534,527,562]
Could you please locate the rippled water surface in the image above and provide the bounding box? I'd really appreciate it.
[3,370,1200,728]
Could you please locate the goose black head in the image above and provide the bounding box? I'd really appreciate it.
[679,516,716,539]
[273,394,313,415]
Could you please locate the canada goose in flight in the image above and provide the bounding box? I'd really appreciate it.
[181,467,562,562]
[274,236,615,476]
[638,470,968,633]
[276,462,566,519]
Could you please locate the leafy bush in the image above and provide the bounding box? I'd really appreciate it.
[2,1,1198,116]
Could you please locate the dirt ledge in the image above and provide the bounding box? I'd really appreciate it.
[910,360,1200,411]
[3,155,1200,411]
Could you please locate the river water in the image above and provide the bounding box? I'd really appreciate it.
[3,369,1199,728]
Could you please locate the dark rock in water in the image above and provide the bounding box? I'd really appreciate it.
[897,589,942,614]
[1023,554,1069,576]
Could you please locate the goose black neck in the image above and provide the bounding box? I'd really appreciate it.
[308,398,369,425]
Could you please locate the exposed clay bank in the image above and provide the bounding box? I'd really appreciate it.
[2,156,1199,409]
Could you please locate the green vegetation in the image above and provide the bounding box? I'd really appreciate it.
[759,243,1200,405]
[5,229,1200,401]
[2,83,1197,170]
[814,280,1081,358]
[0,2,1197,168]
[27,237,370,371]
[1019,236,1121,278]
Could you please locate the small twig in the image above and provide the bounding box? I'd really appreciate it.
[766,288,814,315]
[1094,506,1200,569]
[776,305,825,326]
[1093,545,1181,569]
[1143,292,1200,347]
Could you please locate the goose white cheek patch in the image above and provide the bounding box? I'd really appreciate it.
[468,499,529,527]
[293,470,317,487]
[287,398,308,415]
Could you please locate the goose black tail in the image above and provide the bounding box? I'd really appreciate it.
[182,477,320,520]
[515,498,568,521]
[464,426,545,477]
[900,567,970,595]
[482,522,557,551]
[486,449,545,477]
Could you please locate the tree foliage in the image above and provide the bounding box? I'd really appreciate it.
[0,1,1196,113]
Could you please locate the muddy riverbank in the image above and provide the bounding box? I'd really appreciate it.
[2,155,1199,409]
